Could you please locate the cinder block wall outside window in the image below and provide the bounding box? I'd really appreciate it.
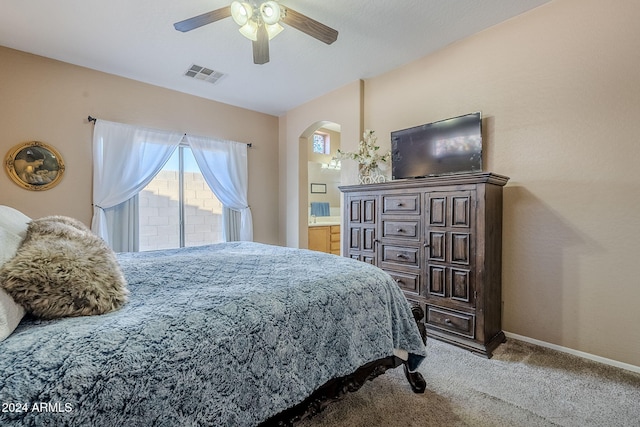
[139,170,223,251]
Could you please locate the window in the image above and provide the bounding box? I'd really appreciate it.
[313,132,330,154]
[138,146,223,251]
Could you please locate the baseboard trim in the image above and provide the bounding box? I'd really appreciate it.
[504,332,640,374]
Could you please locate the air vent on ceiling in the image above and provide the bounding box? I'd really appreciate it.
[184,64,226,84]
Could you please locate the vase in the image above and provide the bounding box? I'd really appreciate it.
[358,165,386,185]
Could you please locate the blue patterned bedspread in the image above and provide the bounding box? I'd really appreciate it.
[0,242,426,426]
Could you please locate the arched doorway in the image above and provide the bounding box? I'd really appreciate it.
[298,121,341,252]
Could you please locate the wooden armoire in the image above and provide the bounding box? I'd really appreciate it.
[340,172,509,357]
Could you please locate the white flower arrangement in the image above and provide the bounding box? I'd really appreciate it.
[336,130,391,177]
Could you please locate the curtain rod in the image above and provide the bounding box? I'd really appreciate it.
[86,115,252,147]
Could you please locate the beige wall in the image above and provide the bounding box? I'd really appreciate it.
[363,0,639,366]
[0,46,279,245]
[281,0,640,367]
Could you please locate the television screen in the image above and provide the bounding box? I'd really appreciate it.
[391,112,482,179]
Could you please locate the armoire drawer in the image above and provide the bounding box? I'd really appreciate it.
[381,245,420,268]
[426,305,475,339]
[382,219,420,240]
[382,194,420,214]
[385,269,420,296]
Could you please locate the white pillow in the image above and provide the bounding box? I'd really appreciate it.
[0,287,25,341]
[1,227,24,266]
[0,206,30,341]
[0,205,31,239]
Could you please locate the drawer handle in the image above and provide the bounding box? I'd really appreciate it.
[396,202,403,207]
[396,253,408,259]
[395,279,404,285]
[396,228,404,233]
[444,318,452,324]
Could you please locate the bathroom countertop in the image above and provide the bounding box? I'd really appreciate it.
[308,216,341,227]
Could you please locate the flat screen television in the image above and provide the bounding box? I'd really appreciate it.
[391,112,482,179]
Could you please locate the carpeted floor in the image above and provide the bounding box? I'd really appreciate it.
[297,338,640,427]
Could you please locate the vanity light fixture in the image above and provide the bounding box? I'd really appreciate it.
[321,159,341,170]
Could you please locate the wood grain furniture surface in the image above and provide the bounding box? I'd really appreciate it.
[341,172,509,358]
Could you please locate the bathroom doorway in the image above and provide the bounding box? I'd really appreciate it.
[300,121,341,254]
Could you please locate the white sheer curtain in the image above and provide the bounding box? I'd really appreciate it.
[186,134,253,241]
[102,196,139,252]
[91,120,183,249]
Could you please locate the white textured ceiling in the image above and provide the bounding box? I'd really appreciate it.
[0,0,550,116]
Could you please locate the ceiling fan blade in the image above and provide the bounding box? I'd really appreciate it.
[253,24,270,65]
[281,6,338,45]
[173,6,231,32]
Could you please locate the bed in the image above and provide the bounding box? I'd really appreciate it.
[0,208,427,426]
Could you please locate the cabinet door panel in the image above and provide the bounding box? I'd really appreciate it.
[363,228,376,251]
[428,191,473,228]
[345,195,378,265]
[428,231,446,262]
[363,199,376,223]
[451,232,471,265]
[349,228,361,250]
[349,199,361,223]
[450,268,471,302]
[308,226,330,253]
[428,264,446,297]
[428,196,447,226]
[451,195,471,228]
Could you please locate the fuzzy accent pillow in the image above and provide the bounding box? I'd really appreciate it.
[0,215,129,319]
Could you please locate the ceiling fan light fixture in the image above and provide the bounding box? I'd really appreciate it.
[266,22,284,40]
[172,1,338,64]
[238,20,259,41]
[231,1,253,26]
[260,1,281,25]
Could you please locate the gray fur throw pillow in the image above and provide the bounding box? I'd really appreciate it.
[0,215,128,319]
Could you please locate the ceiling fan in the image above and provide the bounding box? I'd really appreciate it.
[174,1,339,65]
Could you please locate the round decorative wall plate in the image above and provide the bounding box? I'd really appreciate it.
[4,141,65,191]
